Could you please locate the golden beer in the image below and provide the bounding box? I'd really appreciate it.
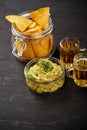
[60,37,80,69]
[73,58,87,87]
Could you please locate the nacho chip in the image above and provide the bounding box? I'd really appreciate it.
[12,23,20,31]
[16,40,35,60]
[48,34,53,53]
[23,25,42,36]
[31,35,50,57]
[5,15,32,32]
[28,21,36,29]
[30,7,50,30]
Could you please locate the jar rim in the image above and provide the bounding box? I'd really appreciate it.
[11,10,53,39]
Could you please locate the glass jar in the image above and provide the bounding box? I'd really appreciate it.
[11,11,55,62]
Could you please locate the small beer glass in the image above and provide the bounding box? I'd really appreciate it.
[60,37,80,69]
[67,52,87,87]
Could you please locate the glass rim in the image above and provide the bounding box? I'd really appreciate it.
[60,37,80,50]
[74,52,87,61]
[73,52,87,70]
[24,57,65,84]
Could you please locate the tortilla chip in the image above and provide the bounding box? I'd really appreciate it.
[48,34,53,53]
[28,21,36,29]
[30,7,50,30]
[23,25,42,36]
[5,15,32,32]
[16,41,23,53]
[16,40,35,60]
[31,35,50,57]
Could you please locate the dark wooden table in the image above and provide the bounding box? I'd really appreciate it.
[0,0,87,129]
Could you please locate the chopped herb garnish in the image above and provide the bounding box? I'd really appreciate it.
[37,59,53,72]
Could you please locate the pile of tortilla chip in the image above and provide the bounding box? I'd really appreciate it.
[5,7,53,60]
[5,7,50,35]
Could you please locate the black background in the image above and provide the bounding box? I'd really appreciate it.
[0,0,87,130]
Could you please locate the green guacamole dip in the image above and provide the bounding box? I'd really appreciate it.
[25,58,65,93]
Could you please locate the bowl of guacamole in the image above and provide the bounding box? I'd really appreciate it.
[24,57,65,94]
